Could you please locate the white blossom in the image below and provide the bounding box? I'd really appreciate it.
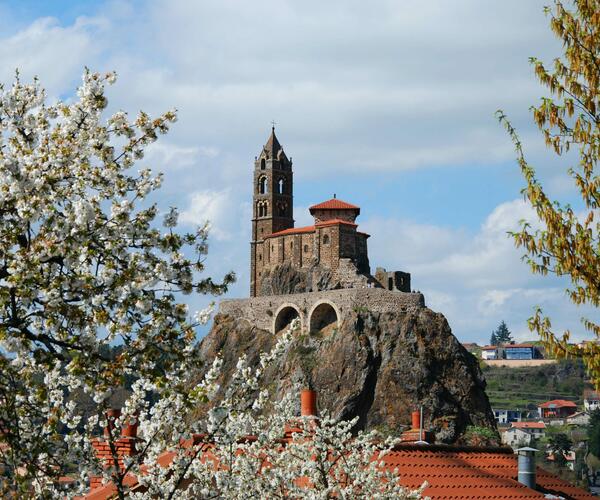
[0,70,422,499]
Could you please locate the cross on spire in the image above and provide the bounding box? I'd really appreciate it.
[271,120,276,130]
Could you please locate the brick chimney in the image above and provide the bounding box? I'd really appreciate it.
[90,409,139,491]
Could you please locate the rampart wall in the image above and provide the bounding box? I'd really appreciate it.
[218,288,425,334]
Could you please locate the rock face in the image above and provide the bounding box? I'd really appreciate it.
[198,302,497,444]
[259,260,378,296]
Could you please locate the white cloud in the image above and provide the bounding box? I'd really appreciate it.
[1,0,591,345]
[365,199,599,343]
[145,142,218,171]
[179,189,237,241]
[0,16,106,95]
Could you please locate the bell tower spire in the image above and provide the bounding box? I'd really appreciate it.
[250,126,294,297]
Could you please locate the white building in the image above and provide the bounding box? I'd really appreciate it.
[584,389,599,412]
[501,421,546,448]
[481,346,498,360]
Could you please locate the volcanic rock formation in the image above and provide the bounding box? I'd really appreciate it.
[197,302,497,444]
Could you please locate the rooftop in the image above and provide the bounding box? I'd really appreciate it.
[309,197,360,213]
[266,218,369,239]
[386,444,593,499]
[83,443,594,500]
[538,399,577,408]
[510,422,546,429]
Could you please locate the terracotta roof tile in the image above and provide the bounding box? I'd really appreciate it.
[266,219,361,239]
[82,442,593,500]
[380,445,594,499]
[309,198,360,212]
[510,422,546,429]
[538,399,577,408]
[265,225,316,238]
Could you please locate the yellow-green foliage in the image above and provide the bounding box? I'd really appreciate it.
[497,0,600,389]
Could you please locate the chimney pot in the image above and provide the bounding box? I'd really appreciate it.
[104,408,121,436]
[121,415,138,438]
[301,389,317,417]
[411,410,420,430]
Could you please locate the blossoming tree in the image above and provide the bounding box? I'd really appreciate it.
[0,72,422,499]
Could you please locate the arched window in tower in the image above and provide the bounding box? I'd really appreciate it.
[260,158,266,170]
[323,234,330,245]
[263,202,268,216]
[277,178,284,194]
[258,176,268,194]
[278,202,286,216]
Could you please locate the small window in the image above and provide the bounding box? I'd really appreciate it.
[278,178,284,194]
[258,176,268,194]
[323,234,330,245]
[260,158,266,170]
[271,245,274,252]
[304,244,309,252]
[259,254,262,261]
[290,242,293,249]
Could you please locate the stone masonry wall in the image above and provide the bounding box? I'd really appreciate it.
[218,288,425,333]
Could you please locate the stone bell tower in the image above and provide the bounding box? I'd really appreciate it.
[250,127,294,297]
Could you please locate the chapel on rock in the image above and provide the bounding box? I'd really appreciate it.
[250,128,410,297]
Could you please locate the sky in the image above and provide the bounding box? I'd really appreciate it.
[0,0,596,344]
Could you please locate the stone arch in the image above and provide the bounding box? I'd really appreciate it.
[308,300,340,335]
[273,303,303,334]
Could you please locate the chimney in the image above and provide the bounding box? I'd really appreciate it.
[90,409,139,491]
[301,389,317,417]
[517,447,537,490]
[400,407,434,443]
[411,410,420,430]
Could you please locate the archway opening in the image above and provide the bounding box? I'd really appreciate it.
[274,306,300,334]
[309,303,338,335]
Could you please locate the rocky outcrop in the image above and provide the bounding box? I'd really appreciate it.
[197,302,497,444]
[259,260,378,296]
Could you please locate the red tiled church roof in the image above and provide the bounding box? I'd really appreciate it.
[538,399,577,408]
[266,218,367,239]
[266,225,316,238]
[309,198,360,212]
